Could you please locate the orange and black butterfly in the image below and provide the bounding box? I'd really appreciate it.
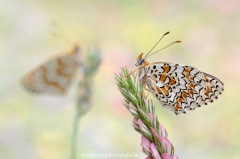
[124,32,224,115]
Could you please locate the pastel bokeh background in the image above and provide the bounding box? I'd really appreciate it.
[1,0,240,159]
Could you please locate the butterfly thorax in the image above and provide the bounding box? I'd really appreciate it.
[135,53,151,84]
[136,61,151,85]
[137,66,147,84]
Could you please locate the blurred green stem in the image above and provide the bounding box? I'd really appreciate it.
[71,110,81,159]
[70,48,101,159]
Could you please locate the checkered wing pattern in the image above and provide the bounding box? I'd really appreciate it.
[21,52,78,96]
[145,63,224,115]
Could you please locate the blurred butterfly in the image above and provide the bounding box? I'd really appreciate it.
[124,32,224,115]
[21,44,82,96]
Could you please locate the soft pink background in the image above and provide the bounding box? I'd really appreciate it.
[0,0,239,159]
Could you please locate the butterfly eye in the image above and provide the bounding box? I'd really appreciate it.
[138,59,144,65]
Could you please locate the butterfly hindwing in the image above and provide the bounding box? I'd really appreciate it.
[145,63,223,115]
[22,52,78,96]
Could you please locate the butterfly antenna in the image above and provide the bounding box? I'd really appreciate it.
[144,31,170,58]
[50,21,74,47]
[145,41,181,59]
[51,32,73,47]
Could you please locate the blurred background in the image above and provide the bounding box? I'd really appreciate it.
[0,0,240,159]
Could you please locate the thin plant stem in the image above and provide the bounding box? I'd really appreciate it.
[70,110,81,159]
[69,47,101,159]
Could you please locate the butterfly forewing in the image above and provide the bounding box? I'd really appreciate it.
[139,63,224,115]
[22,50,79,96]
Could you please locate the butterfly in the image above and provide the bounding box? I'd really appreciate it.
[124,32,224,115]
[21,44,82,96]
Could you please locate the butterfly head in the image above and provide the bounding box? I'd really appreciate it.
[135,32,181,67]
[74,45,80,53]
[135,53,145,67]
[72,43,81,54]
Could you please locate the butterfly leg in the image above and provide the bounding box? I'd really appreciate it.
[135,68,139,79]
[120,66,142,79]
[142,75,148,97]
[146,91,150,98]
